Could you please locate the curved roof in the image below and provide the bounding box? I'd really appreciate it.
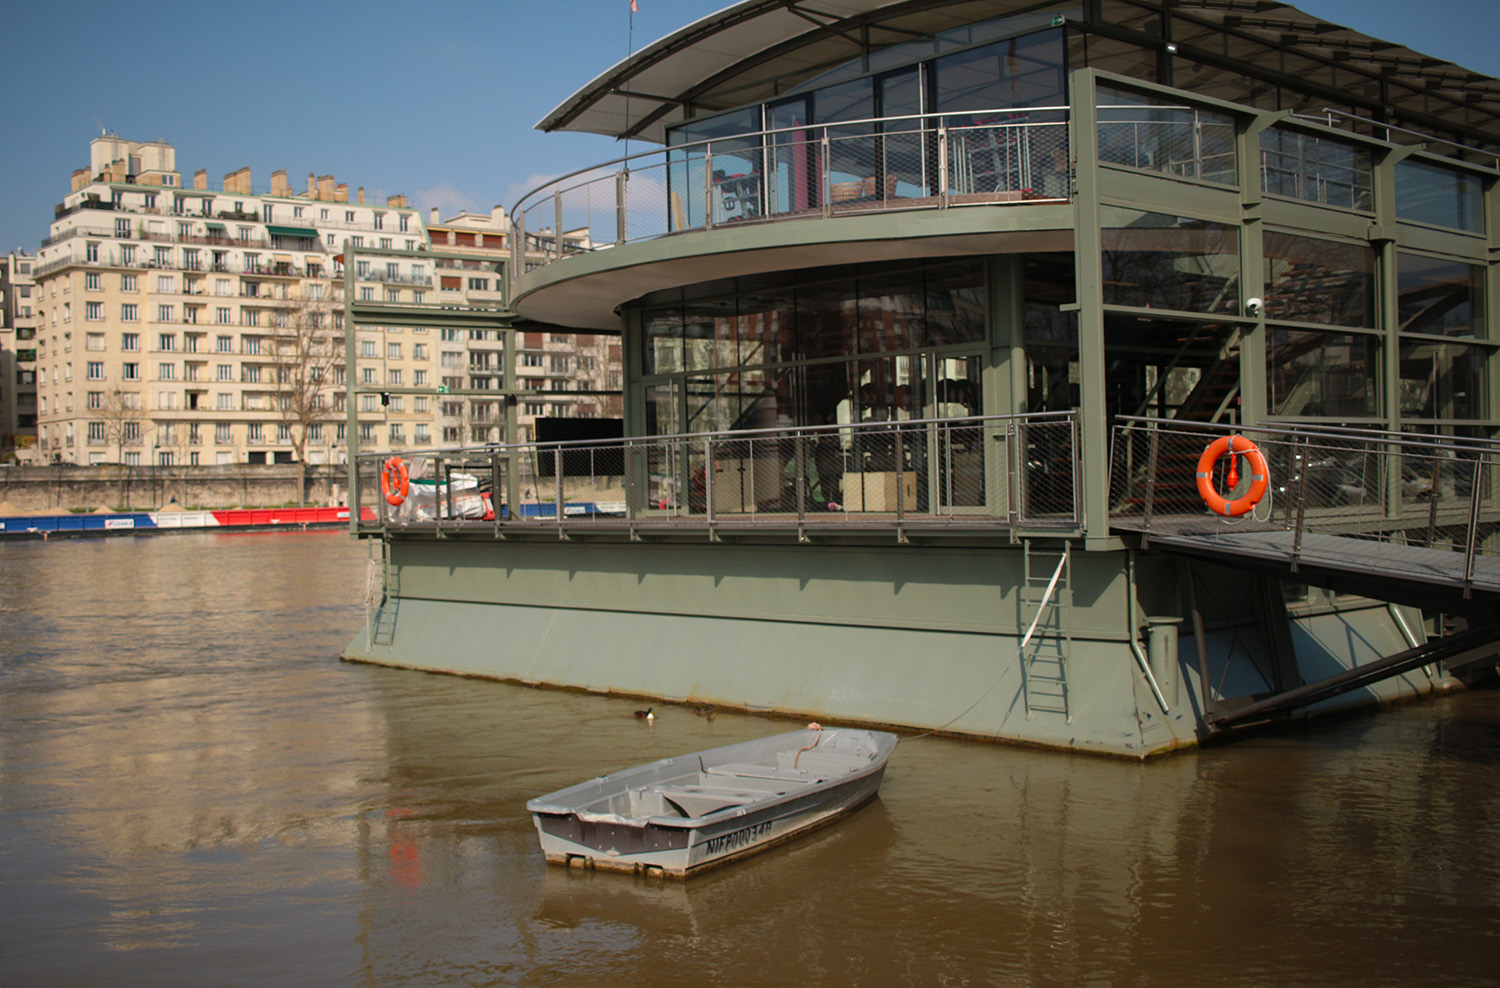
[538,0,1500,151]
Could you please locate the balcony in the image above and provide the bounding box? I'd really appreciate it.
[356,411,1080,536]
[512,108,1072,272]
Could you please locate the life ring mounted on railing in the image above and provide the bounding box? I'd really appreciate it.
[381,456,410,507]
[1196,435,1269,517]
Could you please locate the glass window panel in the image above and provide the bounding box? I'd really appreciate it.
[643,383,678,436]
[642,306,683,376]
[932,30,1066,117]
[925,263,987,346]
[683,301,739,372]
[1263,234,1375,328]
[1399,340,1485,419]
[1101,208,1240,314]
[877,68,930,199]
[858,272,926,354]
[796,286,858,360]
[1395,159,1484,232]
[668,107,762,228]
[1097,85,1237,185]
[1398,252,1486,339]
[735,292,793,367]
[1259,128,1372,211]
[1267,328,1379,418]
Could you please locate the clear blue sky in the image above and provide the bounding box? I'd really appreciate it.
[1,0,1496,254]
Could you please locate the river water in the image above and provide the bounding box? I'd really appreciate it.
[1,532,1497,987]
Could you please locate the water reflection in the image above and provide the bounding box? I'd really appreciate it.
[1,533,1497,987]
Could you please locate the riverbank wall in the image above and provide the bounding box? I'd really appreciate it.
[0,463,346,513]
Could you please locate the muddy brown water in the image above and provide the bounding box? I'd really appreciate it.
[2,532,1497,987]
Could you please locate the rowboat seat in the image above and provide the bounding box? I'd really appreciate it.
[706,762,825,783]
[651,783,768,818]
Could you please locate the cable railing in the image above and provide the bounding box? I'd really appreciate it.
[1109,417,1500,587]
[511,108,1073,270]
[357,410,1079,537]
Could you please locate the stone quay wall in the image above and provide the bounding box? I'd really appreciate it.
[0,464,351,513]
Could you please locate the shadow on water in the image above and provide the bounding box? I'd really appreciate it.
[2,533,1498,987]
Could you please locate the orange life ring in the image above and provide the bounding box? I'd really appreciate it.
[1196,435,1269,517]
[380,456,410,507]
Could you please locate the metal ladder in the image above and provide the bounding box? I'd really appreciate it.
[1020,540,1072,721]
[365,539,399,649]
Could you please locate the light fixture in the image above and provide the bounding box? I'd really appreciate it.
[1165,43,1178,54]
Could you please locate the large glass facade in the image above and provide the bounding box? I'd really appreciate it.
[1395,159,1485,233]
[1259,128,1373,211]
[1097,84,1237,185]
[1397,252,1486,339]
[640,259,985,433]
[1263,234,1375,328]
[1100,208,1239,314]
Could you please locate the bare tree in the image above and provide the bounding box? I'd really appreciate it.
[269,290,341,505]
[98,387,149,464]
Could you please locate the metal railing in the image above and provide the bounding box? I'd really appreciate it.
[358,410,1079,536]
[512,108,1072,270]
[1109,417,1500,584]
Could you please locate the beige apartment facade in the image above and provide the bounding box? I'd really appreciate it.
[32,136,431,468]
[0,250,40,461]
[31,136,623,470]
[426,206,619,445]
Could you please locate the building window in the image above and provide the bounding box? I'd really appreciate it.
[121,273,136,291]
[414,370,428,387]
[85,302,103,321]
[121,304,138,322]
[122,333,139,351]
[216,422,233,444]
[373,213,384,230]
[217,364,233,381]
[87,362,104,380]
[388,369,403,385]
[159,363,176,380]
[122,363,139,380]
[217,391,233,408]
[248,423,263,443]
[86,333,104,351]
[158,333,177,350]
[242,366,261,383]
[158,305,175,323]
[469,278,489,291]
[88,421,106,443]
[85,272,101,291]
[216,308,231,325]
[154,247,171,268]
[86,242,100,263]
[387,342,402,360]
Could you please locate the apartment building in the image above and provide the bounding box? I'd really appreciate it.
[426,206,619,444]
[32,135,429,466]
[0,250,39,461]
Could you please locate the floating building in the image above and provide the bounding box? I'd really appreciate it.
[343,0,1500,756]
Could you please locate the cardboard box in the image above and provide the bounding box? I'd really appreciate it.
[841,471,917,512]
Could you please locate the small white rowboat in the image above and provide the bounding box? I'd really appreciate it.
[526,725,899,878]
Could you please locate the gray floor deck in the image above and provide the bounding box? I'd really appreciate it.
[1112,516,1500,595]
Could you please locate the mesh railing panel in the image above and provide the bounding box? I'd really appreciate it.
[1109,419,1500,568]
[512,113,1071,263]
[359,413,1078,533]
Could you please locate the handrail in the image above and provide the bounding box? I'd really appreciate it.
[510,105,1072,216]
[1113,415,1500,457]
[358,409,1078,463]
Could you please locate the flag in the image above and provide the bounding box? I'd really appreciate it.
[630,0,638,10]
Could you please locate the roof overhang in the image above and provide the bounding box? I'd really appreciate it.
[537,0,1500,147]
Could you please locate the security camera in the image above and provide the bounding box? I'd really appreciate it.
[1245,297,1263,315]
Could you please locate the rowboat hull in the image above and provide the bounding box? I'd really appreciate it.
[527,728,898,878]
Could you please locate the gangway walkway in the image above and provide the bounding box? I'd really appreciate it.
[1109,417,1500,612]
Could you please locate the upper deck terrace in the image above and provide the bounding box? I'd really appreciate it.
[509,70,1499,331]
